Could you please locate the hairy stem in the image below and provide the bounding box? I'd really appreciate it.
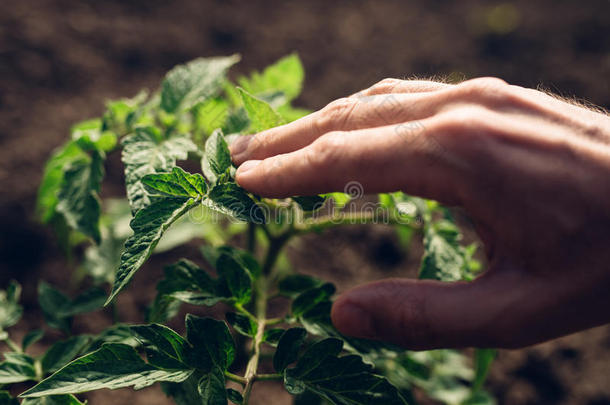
[225,371,247,386]
[242,230,292,404]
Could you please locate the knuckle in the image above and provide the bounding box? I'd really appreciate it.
[435,106,495,138]
[317,98,358,131]
[308,131,346,168]
[452,77,511,103]
[370,77,402,93]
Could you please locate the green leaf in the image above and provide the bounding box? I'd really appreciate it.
[42,335,91,374]
[143,166,207,198]
[121,127,197,213]
[0,353,36,384]
[237,88,285,132]
[284,340,408,405]
[22,329,44,351]
[201,129,232,185]
[226,388,243,404]
[21,344,192,398]
[216,254,252,305]
[107,197,198,305]
[38,283,105,332]
[85,324,139,352]
[185,315,235,372]
[0,281,22,330]
[238,53,304,103]
[262,328,285,346]
[206,183,265,224]
[419,219,466,281]
[21,395,85,405]
[273,328,307,373]
[162,372,203,405]
[195,97,230,135]
[37,141,84,223]
[292,284,336,318]
[161,55,240,113]
[226,312,256,337]
[472,349,496,392]
[197,368,227,405]
[56,150,104,243]
[0,391,18,405]
[130,324,190,370]
[149,259,228,323]
[279,275,324,298]
[293,196,326,212]
[202,245,261,280]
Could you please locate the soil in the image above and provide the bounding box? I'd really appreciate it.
[1,1,610,404]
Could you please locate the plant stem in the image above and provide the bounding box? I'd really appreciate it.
[242,277,267,404]
[294,211,421,233]
[255,373,283,381]
[225,371,247,386]
[242,233,290,404]
[2,337,21,353]
[247,223,256,254]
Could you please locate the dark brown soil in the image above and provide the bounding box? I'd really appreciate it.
[1,1,610,404]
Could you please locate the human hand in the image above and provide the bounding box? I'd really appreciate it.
[230,77,610,349]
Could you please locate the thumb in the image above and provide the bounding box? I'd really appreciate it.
[330,271,535,350]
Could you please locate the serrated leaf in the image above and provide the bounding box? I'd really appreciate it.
[226,312,256,337]
[237,88,285,133]
[279,275,324,298]
[226,388,243,404]
[186,315,235,372]
[216,254,252,305]
[149,259,228,323]
[121,127,197,213]
[195,97,230,135]
[206,183,265,224]
[293,196,326,212]
[262,328,285,346]
[85,324,139,353]
[21,343,192,398]
[201,129,232,184]
[21,395,85,405]
[37,141,84,223]
[143,167,207,198]
[38,283,105,332]
[273,328,307,373]
[419,219,466,281]
[107,197,198,305]
[22,329,44,351]
[202,245,261,280]
[292,284,335,318]
[284,341,408,405]
[197,368,227,405]
[42,335,91,374]
[56,150,104,243]
[130,324,190,370]
[238,53,304,103]
[0,353,36,384]
[0,281,22,330]
[161,372,203,405]
[161,55,240,113]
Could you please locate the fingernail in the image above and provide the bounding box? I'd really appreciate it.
[331,301,375,339]
[229,135,252,157]
[237,160,262,174]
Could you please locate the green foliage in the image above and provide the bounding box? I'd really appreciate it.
[23,53,496,405]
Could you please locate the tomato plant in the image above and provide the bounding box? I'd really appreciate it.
[0,54,496,404]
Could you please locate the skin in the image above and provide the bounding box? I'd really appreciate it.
[230,77,610,350]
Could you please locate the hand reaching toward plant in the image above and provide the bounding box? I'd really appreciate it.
[231,77,610,350]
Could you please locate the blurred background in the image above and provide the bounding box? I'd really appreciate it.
[1,1,610,404]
